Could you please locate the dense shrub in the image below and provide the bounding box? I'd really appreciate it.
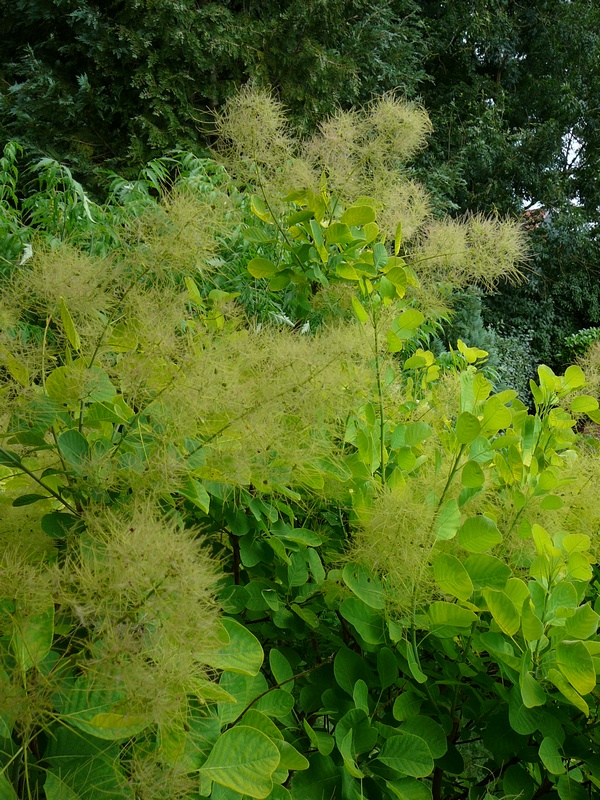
[2,92,600,800]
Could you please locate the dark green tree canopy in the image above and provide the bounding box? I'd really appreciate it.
[2,0,598,214]
[412,1,600,367]
[0,0,425,172]
[417,0,600,217]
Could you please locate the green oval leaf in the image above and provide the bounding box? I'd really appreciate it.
[570,395,599,413]
[539,494,563,510]
[11,601,54,672]
[432,554,474,601]
[522,600,544,643]
[385,777,432,800]
[336,263,360,281]
[464,554,511,589]
[461,460,484,488]
[12,493,50,507]
[483,589,520,636]
[427,601,478,634]
[565,604,600,639]
[339,598,385,644]
[269,648,293,690]
[64,677,151,740]
[276,740,309,772]
[387,329,404,353]
[250,195,274,224]
[377,732,434,778]
[562,365,586,392]
[392,691,422,722]
[302,720,335,756]
[207,618,264,676]
[520,671,546,708]
[508,684,539,734]
[46,364,116,406]
[556,775,588,800]
[254,689,295,719]
[342,563,386,609]
[505,577,528,610]
[243,226,275,244]
[57,429,89,468]
[200,725,280,799]
[334,647,373,697]
[435,498,461,541]
[177,476,210,513]
[457,515,502,553]
[218,672,268,726]
[539,736,565,775]
[567,552,593,582]
[455,412,481,445]
[248,257,278,278]
[392,309,425,340]
[556,640,596,696]
[41,511,78,538]
[373,242,388,271]
[401,717,447,759]
[385,267,407,294]
[481,396,513,434]
[379,275,397,299]
[547,669,589,716]
[325,222,354,245]
[269,271,293,291]
[340,206,376,226]
[404,422,432,446]
[351,295,369,323]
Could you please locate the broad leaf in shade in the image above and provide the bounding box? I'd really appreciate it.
[339,598,386,644]
[377,732,434,778]
[538,737,565,775]
[427,602,477,634]
[432,553,474,601]
[556,641,596,696]
[342,563,386,609]
[483,589,520,636]
[401,717,447,759]
[547,669,589,717]
[11,599,54,672]
[464,554,511,590]
[457,515,502,553]
[207,618,264,676]
[435,498,461,541]
[200,726,280,799]
[63,676,151,740]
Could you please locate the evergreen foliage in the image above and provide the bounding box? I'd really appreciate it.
[414,0,600,369]
[0,0,424,175]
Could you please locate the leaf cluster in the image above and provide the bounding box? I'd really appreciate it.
[2,95,600,800]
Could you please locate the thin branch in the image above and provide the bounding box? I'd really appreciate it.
[226,657,334,730]
[0,447,77,513]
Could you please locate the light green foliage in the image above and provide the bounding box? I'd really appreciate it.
[2,97,600,800]
[564,328,600,362]
[213,88,526,335]
[4,0,600,384]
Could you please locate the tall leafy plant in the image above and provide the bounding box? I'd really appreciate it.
[2,92,600,800]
